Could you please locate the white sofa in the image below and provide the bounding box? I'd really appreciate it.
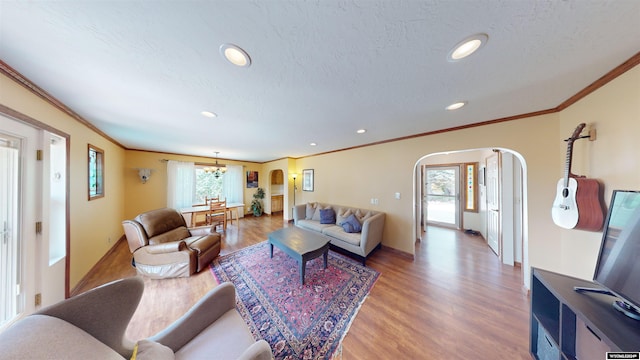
[293,202,385,265]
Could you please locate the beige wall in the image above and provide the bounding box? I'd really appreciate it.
[557,64,640,279]
[2,62,638,291]
[293,114,563,272]
[292,64,640,282]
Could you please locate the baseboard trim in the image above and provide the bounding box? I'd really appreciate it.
[69,235,126,297]
[381,244,414,260]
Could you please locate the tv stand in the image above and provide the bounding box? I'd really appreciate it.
[573,286,613,296]
[613,300,640,321]
[574,286,640,321]
[530,268,640,359]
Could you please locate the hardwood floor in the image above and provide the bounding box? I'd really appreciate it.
[75,215,531,359]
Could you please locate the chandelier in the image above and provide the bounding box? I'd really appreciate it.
[204,152,227,179]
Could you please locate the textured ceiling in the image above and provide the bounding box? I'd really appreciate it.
[1,1,639,162]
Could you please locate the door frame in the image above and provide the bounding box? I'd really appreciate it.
[423,164,462,229]
[0,105,71,300]
[413,148,531,289]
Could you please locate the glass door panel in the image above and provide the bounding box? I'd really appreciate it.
[425,166,460,228]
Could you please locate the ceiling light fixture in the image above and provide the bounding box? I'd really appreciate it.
[203,152,227,179]
[220,43,251,67]
[201,111,217,118]
[310,142,317,146]
[448,33,488,61]
[357,129,366,134]
[446,101,467,111]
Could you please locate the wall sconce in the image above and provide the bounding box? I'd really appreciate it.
[136,168,152,184]
[291,173,298,206]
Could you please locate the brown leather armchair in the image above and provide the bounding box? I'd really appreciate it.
[122,208,221,279]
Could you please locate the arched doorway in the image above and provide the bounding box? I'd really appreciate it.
[268,169,285,215]
[413,148,530,287]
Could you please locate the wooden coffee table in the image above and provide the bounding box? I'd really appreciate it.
[268,227,331,284]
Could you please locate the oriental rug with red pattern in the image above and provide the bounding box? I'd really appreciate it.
[210,241,379,360]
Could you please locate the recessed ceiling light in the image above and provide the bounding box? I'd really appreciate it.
[220,43,251,67]
[448,33,488,61]
[201,111,217,118]
[357,129,366,134]
[310,142,317,146]
[446,101,467,111]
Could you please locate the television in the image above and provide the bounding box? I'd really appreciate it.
[577,190,640,320]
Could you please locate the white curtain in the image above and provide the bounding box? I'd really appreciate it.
[223,165,243,204]
[167,160,195,209]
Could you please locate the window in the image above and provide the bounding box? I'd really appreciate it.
[88,144,104,200]
[194,166,223,203]
[464,162,478,212]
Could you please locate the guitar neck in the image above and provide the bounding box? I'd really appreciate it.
[563,141,574,186]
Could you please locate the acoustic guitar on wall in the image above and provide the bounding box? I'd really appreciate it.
[551,123,604,231]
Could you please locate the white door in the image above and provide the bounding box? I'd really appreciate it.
[0,116,40,328]
[486,153,501,256]
[0,115,66,330]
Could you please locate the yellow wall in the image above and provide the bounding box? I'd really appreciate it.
[2,62,638,290]
[124,150,263,219]
[0,74,126,288]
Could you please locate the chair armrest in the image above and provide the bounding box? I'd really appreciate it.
[188,225,215,236]
[360,213,385,254]
[144,241,187,254]
[35,277,144,358]
[293,204,306,224]
[149,282,237,352]
[237,340,274,360]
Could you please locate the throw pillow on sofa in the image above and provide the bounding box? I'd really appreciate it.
[305,202,317,220]
[320,208,336,224]
[340,214,362,233]
[312,204,331,221]
[336,208,353,224]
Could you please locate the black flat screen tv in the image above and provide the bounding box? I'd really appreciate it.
[591,189,640,320]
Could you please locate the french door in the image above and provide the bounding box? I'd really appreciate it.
[0,117,39,328]
[425,165,461,229]
[0,114,67,330]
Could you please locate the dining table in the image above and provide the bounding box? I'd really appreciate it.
[181,202,245,227]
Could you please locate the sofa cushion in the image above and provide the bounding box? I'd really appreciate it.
[296,219,336,233]
[149,226,191,245]
[340,214,362,233]
[319,208,336,224]
[132,340,174,360]
[0,315,124,360]
[322,226,361,246]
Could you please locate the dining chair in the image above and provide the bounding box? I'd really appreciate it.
[206,199,227,232]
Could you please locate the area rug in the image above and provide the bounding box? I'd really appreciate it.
[210,241,379,359]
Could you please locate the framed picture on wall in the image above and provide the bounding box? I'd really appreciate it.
[302,169,314,192]
[246,171,259,188]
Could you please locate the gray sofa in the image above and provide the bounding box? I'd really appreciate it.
[0,277,272,360]
[293,202,385,264]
